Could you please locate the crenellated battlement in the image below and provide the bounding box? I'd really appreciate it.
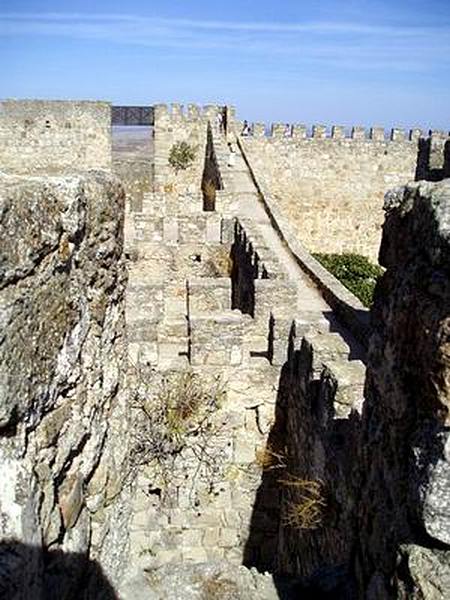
[243,121,449,143]
[153,103,234,124]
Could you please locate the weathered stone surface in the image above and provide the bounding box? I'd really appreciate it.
[397,544,450,600]
[356,179,450,597]
[119,561,296,600]
[0,170,131,596]
[411,426,450,545]
[0,100,112,175]
[241,131,420,262]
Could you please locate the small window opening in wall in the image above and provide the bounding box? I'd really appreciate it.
[65,122,72,129]
[191,254,202,263]
[45,120,51,129]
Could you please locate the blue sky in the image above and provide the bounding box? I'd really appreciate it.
[1,0,449,129]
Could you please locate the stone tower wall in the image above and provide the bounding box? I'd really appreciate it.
[152,103,230,195]
[0,100,112,175]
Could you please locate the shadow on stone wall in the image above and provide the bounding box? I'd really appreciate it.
[0,540,118,600]
[242,329,359,599]
[415,138,450,182]
[230,229,257,317]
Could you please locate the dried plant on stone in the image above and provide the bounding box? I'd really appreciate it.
[202,179,216,211]
[255,444,287,471]
[204,246,233,278]
[279,475,326,530]
[130,367,227,498]
[199,573,240,600]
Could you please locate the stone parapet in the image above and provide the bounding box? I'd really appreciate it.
[0,99,112,174]
[188,278,232,315]
[190,312,245,366]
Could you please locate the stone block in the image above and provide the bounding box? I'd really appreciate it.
[182,547,209,562]
[331,125,346,139]
[190,312,244,366]
[234,433,256,464]
[126,283,164,321]
[134,216,163,242]
[178,216,207,243]
[163,216,179,243]
[188,278,231,315]
[312,125,327,139]
[292,124,307,139]
[182,530,205,548]
[203,527,221,547]
[164,285,187,318]
[351,126,366,140]
[252,123,265,137]
[370,127,385,141]
[206,215,222,242]
[254,280,297,323]
[218,528,239,548]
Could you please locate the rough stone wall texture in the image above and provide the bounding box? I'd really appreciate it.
[416,133,450,182]
[241,129,421,262]
[249,324,365,592]
[152,104,226,195]
[123,210,285,578]
[356,179,450,599]
[0,171,130,598]
[0,100,112,175]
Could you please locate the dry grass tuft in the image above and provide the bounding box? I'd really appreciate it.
[204,246,233,278]
[255,445,287,471]
[202,179,217,211]
[279,475,326,530]
[200,574,239,600]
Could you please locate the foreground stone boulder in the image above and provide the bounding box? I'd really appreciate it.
[0,171,130,598]
[119,561,302,600]
[356,179,450,598]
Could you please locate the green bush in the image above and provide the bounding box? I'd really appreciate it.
[312,252,384,307]
[168,141,197,171]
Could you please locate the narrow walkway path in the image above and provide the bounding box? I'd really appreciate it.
[231,148,331,307]
[226,136,366,359]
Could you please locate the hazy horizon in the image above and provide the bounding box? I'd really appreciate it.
[1,0,449,130]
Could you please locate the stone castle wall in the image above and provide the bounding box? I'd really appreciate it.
[0,171,130,598]
[356,179,450,598]
[239,124,436,262]
[253,178,450,597]
[0,100,112,175]
[152,104,229,195]
[1,97,449,598]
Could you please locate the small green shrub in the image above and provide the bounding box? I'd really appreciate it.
[168,141,197,171]
[312,252,383,307]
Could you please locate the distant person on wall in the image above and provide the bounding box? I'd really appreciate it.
[228,143,236,167]
[216,111,223,132]
[222,107,227,133]
[241,120,251,136]
[284,123,291,137]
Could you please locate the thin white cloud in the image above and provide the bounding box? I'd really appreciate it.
[1,12,449,36]
[1,12,449,71]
